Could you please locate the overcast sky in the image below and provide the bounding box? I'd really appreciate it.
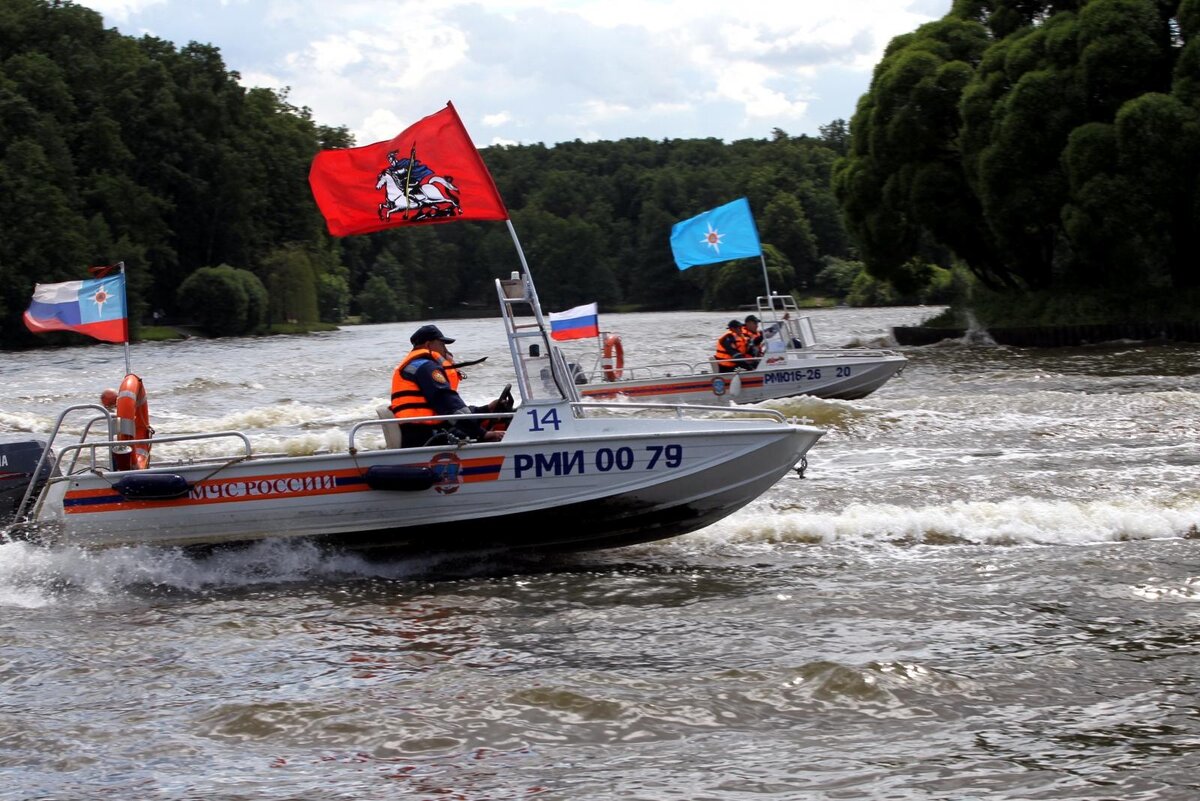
[75,0,952,148]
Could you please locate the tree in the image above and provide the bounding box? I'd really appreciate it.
[834,16,999,287]
[317,272,350,323]
[232,268,269,333]
[818,119,851,156]
[0,139,93,347]
[176,265,248,336]
[814,257,864,298]
[759,195,819,288]
[3,0,959,351]
[263,246,319,324]
[357,274,401,323]
[837,0,1198,302]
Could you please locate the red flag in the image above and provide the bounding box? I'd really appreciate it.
[88,263,119,278]
[309,102,509,237]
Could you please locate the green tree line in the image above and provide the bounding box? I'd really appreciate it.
[7,0,1194,349]
[1,0,930,349]
[834,0,1200,324]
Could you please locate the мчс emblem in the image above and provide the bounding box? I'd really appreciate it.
[430,452,462,495]
[376,146,461,222]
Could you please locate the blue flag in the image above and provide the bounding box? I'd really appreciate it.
[669,197,763,270]
[23,273,128,343]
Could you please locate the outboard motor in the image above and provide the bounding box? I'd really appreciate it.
[0,439,56,525]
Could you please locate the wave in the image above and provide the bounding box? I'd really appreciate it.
[3,496,1196,606]
[0,538,453,608]
[706,496,1200,548]
[0,411,46,435]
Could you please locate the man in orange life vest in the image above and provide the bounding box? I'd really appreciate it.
[714,319,753,373]
[390,324,510,448]
[741,314,763,370]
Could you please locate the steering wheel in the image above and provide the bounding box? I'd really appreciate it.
[497,383,514,412]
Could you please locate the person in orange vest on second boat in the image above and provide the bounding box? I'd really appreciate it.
[741,314,763,370]
[714,319,753,373]
[390,324,511,448]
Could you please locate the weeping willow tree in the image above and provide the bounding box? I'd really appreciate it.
[834,0,1200,314]
[263,247,319,325]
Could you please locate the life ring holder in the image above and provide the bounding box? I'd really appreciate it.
[602,335,625,381]
[113,373,152,471]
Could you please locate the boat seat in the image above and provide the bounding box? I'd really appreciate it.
[376,405,402,449]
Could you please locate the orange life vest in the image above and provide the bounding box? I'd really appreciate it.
[714,331,747,369]
[744,327,764,357]
[389,349,459,421]
[443,359,462,391]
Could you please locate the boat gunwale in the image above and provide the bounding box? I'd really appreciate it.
[40,401,811,481]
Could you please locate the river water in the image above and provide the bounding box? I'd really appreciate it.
[2,306,1198,800]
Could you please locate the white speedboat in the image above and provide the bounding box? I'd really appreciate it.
[1,273,823,556]
[572,294,907,405]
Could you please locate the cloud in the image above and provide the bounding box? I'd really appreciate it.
[75,0,951,146]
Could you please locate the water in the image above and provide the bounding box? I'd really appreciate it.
[2,306,1199,800]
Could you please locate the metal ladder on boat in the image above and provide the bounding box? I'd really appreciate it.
[495,271,580,404]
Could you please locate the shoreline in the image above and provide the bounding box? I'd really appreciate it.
[894,321,1200,347]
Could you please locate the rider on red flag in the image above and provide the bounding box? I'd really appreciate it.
[308,102,508,237]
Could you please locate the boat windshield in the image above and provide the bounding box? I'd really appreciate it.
[756,294,817,349]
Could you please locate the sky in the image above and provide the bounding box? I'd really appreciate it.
[74,0,953,148]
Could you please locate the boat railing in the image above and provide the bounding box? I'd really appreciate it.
[13,407,254,525]
[54,431,255,478]
[350,401,788,450]
[756,293,801,315]
[788,346,906,358]
[12,402,120,523]
[566,326,902,388]
[754,294,907,357]
[583,343,907,382]
[574,359,715,383]
[350,411,516,452]
[63,413,116,474]
[571,400,788,423]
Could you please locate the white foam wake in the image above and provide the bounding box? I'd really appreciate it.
[711,495,1200,547]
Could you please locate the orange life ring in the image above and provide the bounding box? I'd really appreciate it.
[602,335,625,381]
[113,373,152,470]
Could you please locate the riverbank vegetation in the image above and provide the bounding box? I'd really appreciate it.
[922,281,1200,330]
[835,0,1199,332]
[2,1,1195,349]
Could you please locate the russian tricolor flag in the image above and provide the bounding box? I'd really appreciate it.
[549,302,599,341]
[23,274,128,343]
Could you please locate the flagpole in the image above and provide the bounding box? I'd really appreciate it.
[746,200,772,303]
[117,261,131,375]
[505,219,541,314]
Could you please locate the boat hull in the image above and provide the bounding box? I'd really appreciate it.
[20,422,819,556]
[579,351,907,404]
[9,276,829,560]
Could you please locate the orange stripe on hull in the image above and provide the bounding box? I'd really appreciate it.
[64,456,505,515]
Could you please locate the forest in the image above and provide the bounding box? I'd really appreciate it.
[837,0,1199,325]
[2,0,1197,348]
